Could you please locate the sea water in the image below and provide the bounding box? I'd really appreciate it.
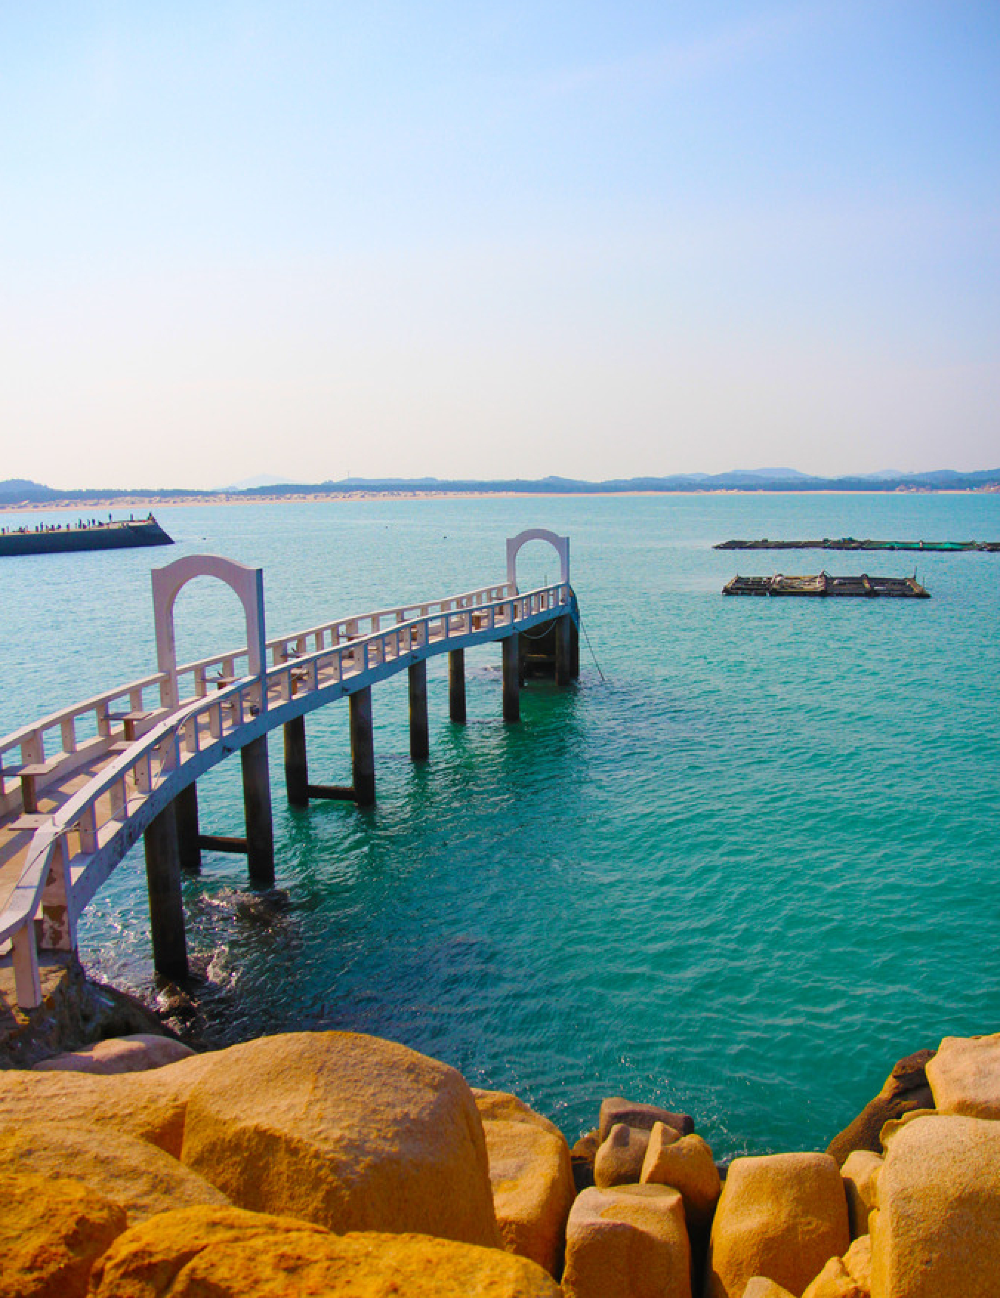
[1,492,998,1157]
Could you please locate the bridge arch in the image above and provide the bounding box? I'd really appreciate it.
[151,555,266,708]
[506,528,570,591]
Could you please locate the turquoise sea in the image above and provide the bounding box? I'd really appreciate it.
[1,492,998,1157]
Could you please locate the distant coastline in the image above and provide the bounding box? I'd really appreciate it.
[2,468,999,513]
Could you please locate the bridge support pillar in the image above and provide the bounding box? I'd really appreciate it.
[283,715,309,806]
[502,634,520,723]
[350,687,376,806]
[409,660,429,761]
[449,648,466,724]
[555,614,573,686]
[175,783,201,874]
[144,805,189,980]
[241,735,275,885]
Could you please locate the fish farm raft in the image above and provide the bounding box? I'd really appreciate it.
[723,573,931,598]
[715,537,999,553]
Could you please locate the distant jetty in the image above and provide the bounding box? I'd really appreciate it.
[715,537,1000,552]
[0,514,173,558]
[723,573,930,598]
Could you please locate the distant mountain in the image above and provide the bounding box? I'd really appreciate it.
[219,474,295,491]
[734,467,814,480]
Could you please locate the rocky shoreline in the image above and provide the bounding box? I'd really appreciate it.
[1,967,997,1296]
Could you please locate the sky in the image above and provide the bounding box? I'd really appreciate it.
[1,2,998,489]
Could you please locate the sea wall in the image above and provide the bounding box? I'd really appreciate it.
[2,1010,1000,1296]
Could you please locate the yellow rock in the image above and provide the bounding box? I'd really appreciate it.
[840,1151,881,1239]
[640,1126,720,1227]
[0,1119,229,1223]
[0,1169,126,1298]
[925,1032,1000,1118]
[0,1050,216,1157]
[594,1122,652,1188]
[801,1253,868,1298]
[870,1113,1000,1297]
[180,1031,500,1245]
[89,1205,562,1296]
[744,1281,797,1298]
[562,1183,691,1298]
[843,1236,871,1292]
[32,1033,195,1074]
[706,1152,849,1298]
[473,1088,576,1276]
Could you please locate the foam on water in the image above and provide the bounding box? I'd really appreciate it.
[2,492,998,1155]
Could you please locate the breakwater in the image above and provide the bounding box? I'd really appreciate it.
[0,514,173,557]
[2,1019,998,1296]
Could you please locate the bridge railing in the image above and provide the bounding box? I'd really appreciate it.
[0,580,519,815]
[1,580,574,1005]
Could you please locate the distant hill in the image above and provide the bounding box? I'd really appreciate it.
[0,478,59,503]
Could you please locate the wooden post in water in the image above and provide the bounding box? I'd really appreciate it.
[241,735,275,885]
[449,648,466,724]
[283,715,309,806]
[570,618,580,679]
[555,614,573,686]
[174,783,201,874]
[409,660,429,761]
[502,634,520,723]
[350,686,376,806]
[144,805,189,979]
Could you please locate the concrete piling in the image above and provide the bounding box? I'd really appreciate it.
[241,735,275,885]
[502,634,520,723]
[408,660,429,761]
[556,614,573,686]
[350,687,376,806]
[449,648,466,724]
[174,782,202,874]
[283,715,309,806]
[144,805,189,979]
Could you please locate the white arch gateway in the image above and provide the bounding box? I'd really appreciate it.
[506,528,570,590]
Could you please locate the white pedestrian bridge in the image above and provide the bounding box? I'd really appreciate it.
[0,530,578,1010]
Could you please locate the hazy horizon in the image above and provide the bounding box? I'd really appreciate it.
[2,4,997,490]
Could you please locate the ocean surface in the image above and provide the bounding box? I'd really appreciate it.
[1,492,998,1157]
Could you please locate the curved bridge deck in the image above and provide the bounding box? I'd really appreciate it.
[1,533,579,1010]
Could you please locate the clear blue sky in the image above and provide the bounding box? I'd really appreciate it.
[1,2,997,488]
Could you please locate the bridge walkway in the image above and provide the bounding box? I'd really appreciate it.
[0,529,580,1010]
